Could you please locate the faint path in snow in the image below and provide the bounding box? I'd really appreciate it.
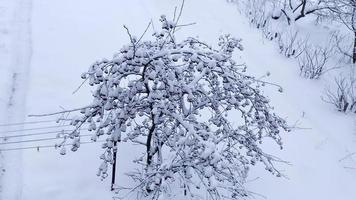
[0,0,32,199]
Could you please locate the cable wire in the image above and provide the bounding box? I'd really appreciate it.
[0,134,93,145]
[0,124,73,134]
[0,140,105,152]
[0,120,57,127]
[0,130,71,139]
[0,128,87,139]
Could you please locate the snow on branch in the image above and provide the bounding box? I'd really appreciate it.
[48,15,289,199]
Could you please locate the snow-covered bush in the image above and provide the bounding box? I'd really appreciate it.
[334,32,355,64]
[277,30,308,58]
[236,0,328,25]
[229,0,339,81]
[298,44,333,79]
[324,0,356,63]
[236,1,308,58]
[271,0,328,25]
[324,75,356,113]
[59,15,289,199]
[246,1,271,29]
[334,33,354,64]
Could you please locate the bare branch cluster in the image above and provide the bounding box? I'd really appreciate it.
[324,75,356,113]
[271,0,328,25]
[277,30,308,58]
[324,0,356,63]
[298,44,334,79]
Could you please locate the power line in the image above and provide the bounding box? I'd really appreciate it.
[0,144,55,152]
[0,140,105,152]
[0,130,72,139]
[0,120,57,127]
[0,124,73,134]
[0,128,87,139]
[0,137,62,145]
[0,134,93,145]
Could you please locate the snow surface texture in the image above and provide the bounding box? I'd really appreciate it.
[0,0,355,200]
[0,0,32,199]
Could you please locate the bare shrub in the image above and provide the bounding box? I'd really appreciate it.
[323,75,356,113]
[324,0,356,63]
[334,33,354,64]
[277,30,308,58]
[271,0,329,25]
[298,45,333,79]
[245,0,271,30]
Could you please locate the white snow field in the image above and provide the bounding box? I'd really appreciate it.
[0,0,32,199]
[0,0,355,200]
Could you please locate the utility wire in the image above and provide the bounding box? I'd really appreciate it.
[0,128,88,139]
[0,124,73,134]
[0,130,72,139]
[0,134,93,145]
[0,120,57,127]
[0,140,105,152]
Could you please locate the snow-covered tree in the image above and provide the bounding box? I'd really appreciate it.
[58,15,289,199]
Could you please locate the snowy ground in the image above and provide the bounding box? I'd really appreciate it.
[0,0,31,199]
[0,0,356,200]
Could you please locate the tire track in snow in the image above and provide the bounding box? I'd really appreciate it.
[0,0,32,199]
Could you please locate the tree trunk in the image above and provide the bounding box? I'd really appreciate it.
[353,31,356,64]
[111,141,118,191]
[146,116,155,166]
